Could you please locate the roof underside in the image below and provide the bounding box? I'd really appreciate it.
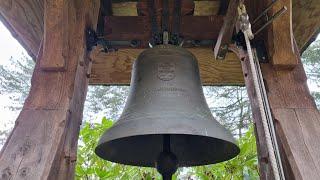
[0,0,319,59]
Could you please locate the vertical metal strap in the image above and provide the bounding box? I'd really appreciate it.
[148,0,161,46]
[172,0,182,45]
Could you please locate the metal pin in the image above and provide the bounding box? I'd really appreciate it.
[252,0,278,25]
[254,6,287,36]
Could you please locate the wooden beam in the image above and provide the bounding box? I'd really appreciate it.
[104,15,223,43]
[0,0,100,179]
[0,0,318,59]
[180,15,223,40]
[214,0,239,60]
[242,39,320,179]
[267,0,297,69]
[89,48,244,85]
[240,53,275,180]
[40,0,68,71]
[0,0,43,59]
[292,0,320,51]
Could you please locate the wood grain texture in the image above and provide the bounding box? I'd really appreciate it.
[0,0,100,179]
[0,0,318,59]
[89,48,244,85]
[214,0,239,59]
[241,55,275,180]
[272,108,320,180]
[267,0,297,69]
[0,0,43,59]
[40,0,68,71]
[293,0,320,51]
[259,41,320,179]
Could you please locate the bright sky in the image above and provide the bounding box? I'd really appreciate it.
[0,21,27,130]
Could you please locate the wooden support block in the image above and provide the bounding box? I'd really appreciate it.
[89,48,244,86]
[214,0,239,60]
[40,0,68,71]
[0,0,100,179]
[267,0,297,69]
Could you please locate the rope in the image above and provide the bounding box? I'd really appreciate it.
[238,2,285,179]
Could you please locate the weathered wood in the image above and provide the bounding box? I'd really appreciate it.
[0,0,100,179]
[180,15,223,40]
[89,48,244,85]
[0,0,318,59]
[0,0,43,59]
[267,0,297,69]
[40,0,68,71]
[240,53,275,180]
[292,0,320,51]
[104,15,223,43]
[214,0,238,59]
[194,1,220,16]
[258,41,319,179]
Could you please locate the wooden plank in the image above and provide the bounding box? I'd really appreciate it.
[0,0,43,59]
[103,15,223,43]
[104,16,150,41]
[194,1,220,16]
[292,0,320,51]
[267,0,297,69]
[180,16,223,40]
[0,0,100,179]
[40,0,68,71]
[214,0,239,59]
[272,108,320,180]
[89,48,244,85]
[0,0,318,59]
[240,54,275,180]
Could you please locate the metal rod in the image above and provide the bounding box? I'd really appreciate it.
[252,0,278,25]
[254,6,287,36]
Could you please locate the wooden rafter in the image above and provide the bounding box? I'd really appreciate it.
[0,0,318,60]
[89,47,244,85]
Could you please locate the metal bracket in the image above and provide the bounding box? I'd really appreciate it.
[252,0,287,35]
[232,32,268,63]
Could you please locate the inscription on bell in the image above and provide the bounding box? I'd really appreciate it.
[157,62,175,81]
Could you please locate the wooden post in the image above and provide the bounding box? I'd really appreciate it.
[267,0,297,69]
[260,41,320,179]
[0,0,99,179]
[240,54,275,180]
[241,42,320,179]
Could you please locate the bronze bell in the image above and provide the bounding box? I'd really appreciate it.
[95,45,240,179]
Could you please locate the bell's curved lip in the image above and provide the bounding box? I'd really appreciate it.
[95,133,240,168]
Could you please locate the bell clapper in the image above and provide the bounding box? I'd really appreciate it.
[156,135,178,180]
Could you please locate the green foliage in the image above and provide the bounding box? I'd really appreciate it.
[302,39,320,108]
[76,117,258,180]
[84,86,129,120]
[192,127,259,180]
[204,86,251,138]
[76,117,164,180]
[0,55,34,110]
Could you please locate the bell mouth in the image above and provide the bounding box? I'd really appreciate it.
[95,133,240,167]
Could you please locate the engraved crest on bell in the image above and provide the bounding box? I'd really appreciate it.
[157,62,175,81]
